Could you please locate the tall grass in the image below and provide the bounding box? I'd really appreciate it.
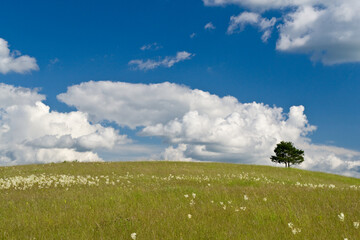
[0,161,359,239]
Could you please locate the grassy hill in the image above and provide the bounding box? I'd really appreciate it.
[0,161,359,239]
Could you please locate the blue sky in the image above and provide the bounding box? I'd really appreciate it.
[0,0,360,177]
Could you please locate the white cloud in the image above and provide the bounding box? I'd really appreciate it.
[141,106,315,164]
[161,144,193,162]
[190,33,196,38]
[128,51,194,71]
[205,0,360,64]
[0,83,129,166]
[299,143,360,178]
[0,83,45,108]
[276,3,360,64]
[58,81,240,129]
[204,22,216,30]
[58,81,360,177]
[0,38,39,74]
[227,12,276,42]
[140,42,161,51]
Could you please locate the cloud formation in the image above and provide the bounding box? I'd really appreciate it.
[0,83,128,166]
[58,81,241,128]
[58,81,360,177]
[0,38,39,74]
[0,83,45,108]
[204,0,360,64]
[141,106,315,163]
[128,51,194,70]
[1,82,358,176]
[227,12,276,42]
[204,22,216,30]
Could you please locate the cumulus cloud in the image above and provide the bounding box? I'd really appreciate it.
[0,83,128,165]
[141,106,315,164]
[0,38,39,74]
[6,81,357,176]
[227,12,276,42]
[299,143,360,178]
[204,0,360,64]
[161,144,192,162]
[58,81,240,128]
[128,51,194,70]
[204,22,216,30]
[0,83,45,108]
[58,81,360,177]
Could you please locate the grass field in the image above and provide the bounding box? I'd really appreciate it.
[0,161,359,239]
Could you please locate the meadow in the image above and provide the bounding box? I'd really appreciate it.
[0,161,359,239]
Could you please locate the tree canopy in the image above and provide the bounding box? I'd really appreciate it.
[270,141,304,168]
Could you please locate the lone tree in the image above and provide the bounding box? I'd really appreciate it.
[271,141,304,168]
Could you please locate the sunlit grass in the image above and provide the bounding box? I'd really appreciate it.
[0,161,359,239]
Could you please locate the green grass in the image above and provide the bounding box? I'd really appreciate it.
[0,161,359,239]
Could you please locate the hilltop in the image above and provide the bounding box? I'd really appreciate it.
[0,161,359,239]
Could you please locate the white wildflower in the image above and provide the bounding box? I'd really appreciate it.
[338,213,345,222]
[263,197,267,202]
[184,194,189,198]
[288,222,301,235]
[244,195,248,201]
[223,205,227,210]
[131,232,136,240]
[240,207,246,211]
[192,193,196,198]
[291,228,301,235]
[220,202,224,205]
[190,199,195,206]
[188,214,192,219]
[354,221,359,229]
